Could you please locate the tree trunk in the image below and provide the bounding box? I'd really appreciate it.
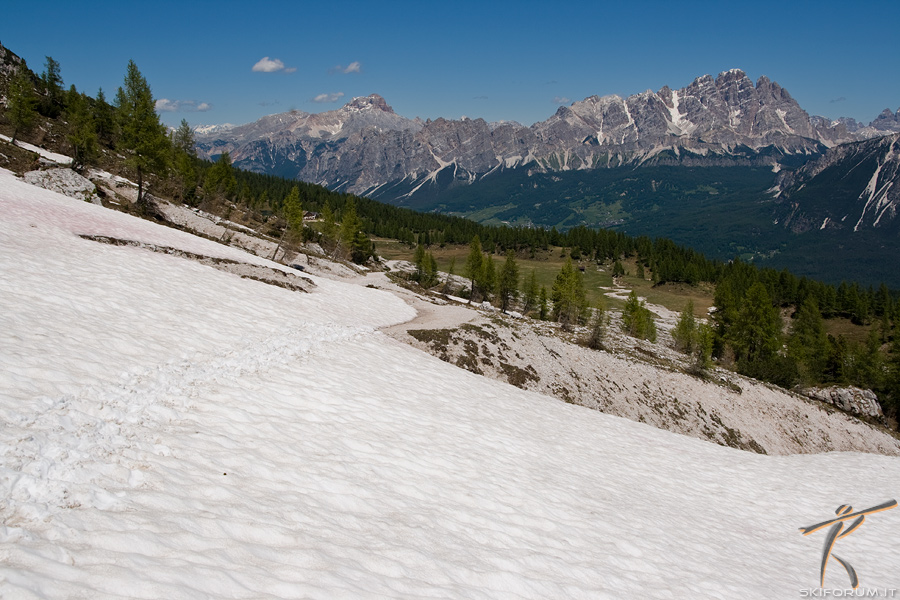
[136,165,144,212]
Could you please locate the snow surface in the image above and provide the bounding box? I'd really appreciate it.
[2,167,900,598]
[0,135,72,166]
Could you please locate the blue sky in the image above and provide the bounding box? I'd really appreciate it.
[4,0,899,129]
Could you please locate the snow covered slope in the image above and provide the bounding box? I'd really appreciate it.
[1,168,899,598]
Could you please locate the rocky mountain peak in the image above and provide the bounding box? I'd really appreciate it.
[345,94,394,114]
[715,68,749,85]
[872,107,900,132]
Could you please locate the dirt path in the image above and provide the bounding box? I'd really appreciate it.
[356,271,482,339]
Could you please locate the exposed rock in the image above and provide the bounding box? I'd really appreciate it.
[381,287,900,456]
[871,107,900,132]
[24,168,98,203]
[802,386,885,419]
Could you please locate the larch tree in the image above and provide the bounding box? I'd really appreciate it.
[65,89,98,172]
[116,60,169,211]
[551,258,587,329]
[39,56,64,117]
[731,282,781,366]
[7,64,36,144]
[464,236,484,303]
[621,290,657,342]
[497,250,520,313]
[522,269,539,316]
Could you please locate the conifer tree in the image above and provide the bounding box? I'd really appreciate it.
[478,255,497,302]
[464,236,484,303]
[413,243,426,282]
[116,60,169,210]
[551,258,587,329]
[731,282,781,365]
[538,286,549,321]
[171,119,198,204]
[585,302,606,350]
[787,297,828,383]
[284,186,304,237]
[424,251,439,288]
[339,199,372,263]
[93,88,116,146]
[442,257,456,294]
[39,56,64,117]
[497,250,520,313]
[321,201,338,240]
[65,90,98,172]
[522,269,539,316]
[7,64,36,144]
[204,152,237,199]
[672,301,698,354]
[622,290,657,342]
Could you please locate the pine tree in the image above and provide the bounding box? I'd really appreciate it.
[173,118,195,155]
[731,282,781,365]
[116,60,169,210]
[477,255,497,302]
[39,56,64,117]
[787,297,828,383]
[321,201,338,240]
[442,257,457,294]
[538,286,549,321]
[585,302,606,350]
[622,290,657,342]
[413,243,426,282]
[171,119,198,204]
[7,64,36,144]
[497,251,520,313]
[424,252,439,288]
[65,90,98,172]
[522,269,539,316]
[464,236,484,303]
[204,152,238,199]
[339,199,372,264]
[551,258,587,329]
[672,301,698,354]
[93,88,116,146]
[284,186,304,237]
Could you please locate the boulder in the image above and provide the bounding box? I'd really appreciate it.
[802,386,884,419]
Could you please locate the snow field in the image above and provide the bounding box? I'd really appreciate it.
[1,167,899,598]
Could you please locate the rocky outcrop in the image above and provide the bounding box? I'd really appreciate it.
[802,386,885,420]
[24,168,97,203]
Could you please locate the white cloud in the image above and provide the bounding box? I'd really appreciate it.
[552,96,572,105]
[330,61,361,74]
[252,57,286,73]
[155,98,178,112]
[155,99,212,113]
[312,92,345,104]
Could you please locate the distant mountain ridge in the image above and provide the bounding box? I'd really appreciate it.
[194,69,899,200]
[775,132,900,234]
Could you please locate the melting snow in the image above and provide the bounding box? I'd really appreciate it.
[1,168,899,598]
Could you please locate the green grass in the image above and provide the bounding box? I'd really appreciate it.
[375,240,723,315]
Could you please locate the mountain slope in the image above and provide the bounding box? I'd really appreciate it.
[3,166,900,597]
[775,133,900,234]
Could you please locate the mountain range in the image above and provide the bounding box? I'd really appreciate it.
[195,70,900,287]
[195,69,899,201]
